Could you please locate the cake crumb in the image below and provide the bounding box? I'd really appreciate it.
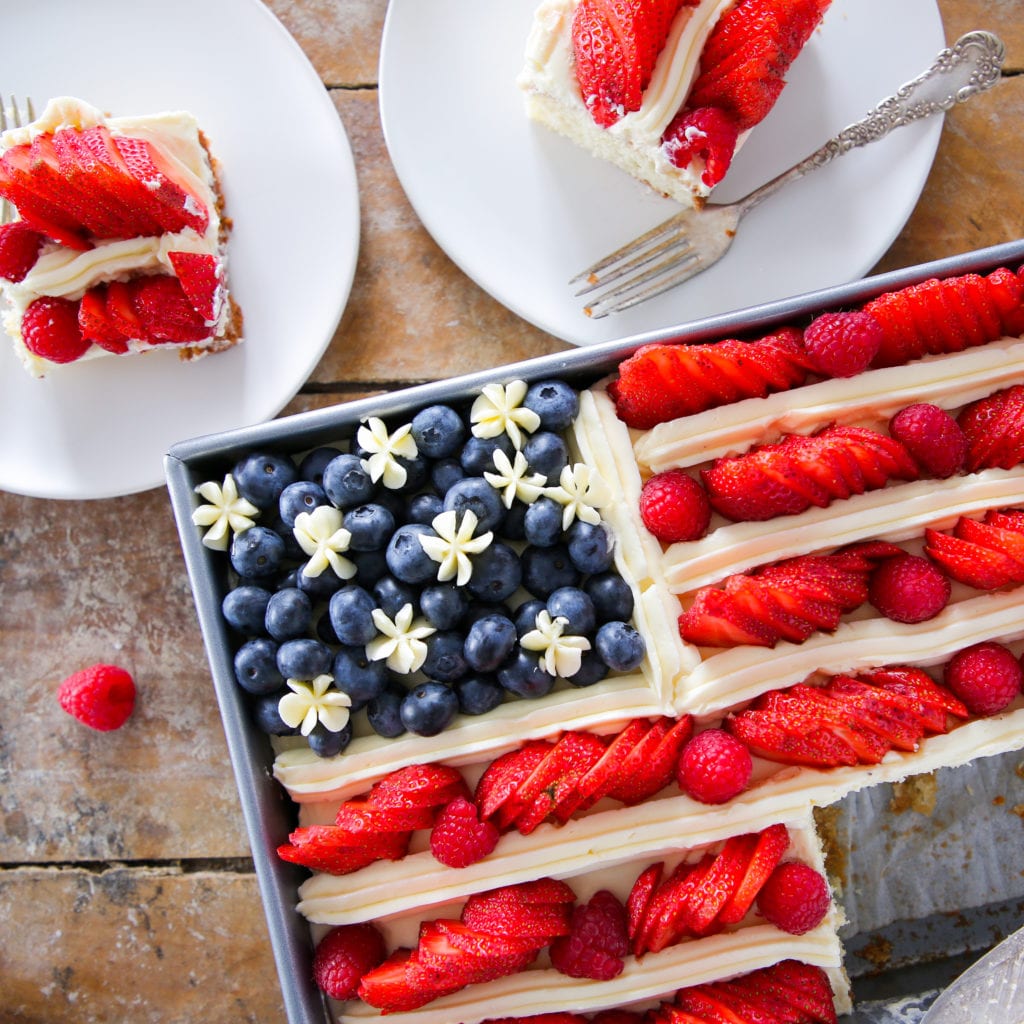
[813,805,847,892]
[888,774,937,815]
[857,936,893,970]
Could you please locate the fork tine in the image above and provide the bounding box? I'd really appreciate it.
[583,250,706,319]
[569,210,692,287]
[0,94,35,225]
[574,227,696,298]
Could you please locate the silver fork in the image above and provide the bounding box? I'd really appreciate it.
[573,30,1005,319]
[0,94,36,224]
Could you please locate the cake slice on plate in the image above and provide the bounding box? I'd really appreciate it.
[0,96,241,377]
[518,0,832,206]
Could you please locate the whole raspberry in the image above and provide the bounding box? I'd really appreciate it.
[21,295,91,364]
[868,553,951,623]
[803,311,884,378]
[676,728,752,805]
[312,922,387,1000]
[549,889,628,981]
[943,641,1023,717]
[889,403,967,478]
[639,469,712,543]
[57,664,136,731]
[0,221,45,282]
[429,796,500,868]
[755,861,831,935]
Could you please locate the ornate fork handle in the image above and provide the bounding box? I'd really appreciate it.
[738,31,1005,217]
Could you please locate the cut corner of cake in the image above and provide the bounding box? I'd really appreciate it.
[517,0,833,208]
[0,95,242,377]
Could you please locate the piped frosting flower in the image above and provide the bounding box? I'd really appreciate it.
[418,509,493,586]
[357,417,418,489]
[366,603,437,674]
[484,448,547,508]
[278,674,352,736]
[544,463,611,531]
[191,474,260,550]
[293,505,356,579]
[520,610,591,678]
[470,380,541,449]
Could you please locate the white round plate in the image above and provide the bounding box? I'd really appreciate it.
[0,0,359,500]
[380,0,945,346]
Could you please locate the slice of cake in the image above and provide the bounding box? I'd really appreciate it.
[518,0,832,206]
[185,262,1024,1022]
[0,96,241,377]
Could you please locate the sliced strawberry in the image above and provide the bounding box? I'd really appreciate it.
[632,858,702,955]
[168,250,222,322]
[716,823,789,925]
[475,741,553,823]
[276,824,409,875]
[335,796,437,833]
[461,880,575,940]
[986,265,1024,335]
[825,676,924,752]
[626,861,663,944]
[924,527,1022,589]
[661,105,741,186]
[704,980,801,1024]
[434,918,542,960]
[78,285,130,354]
[371,762,469,810]
[131,274,211,343]
[417,921,535,987]
[727,708,859,768]
[957,517,1024,574]
[730,959,838,1022]
[679,586,779,648]
[0,146,91,248]
[865,666,969,729]
[358,949,437,1013]
[680,832,757,936]
[105,279,150,342]
[605,715,693,805]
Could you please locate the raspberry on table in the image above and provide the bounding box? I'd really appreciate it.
[943,641,1023,717]
[803,310,884,378]
[676,728,753,804]
[57,663,136,731]
[755,860,831,935]
[639,469,712,543]
[889,402,968,479]
[868,553,951,624]
[312,922,387,1000]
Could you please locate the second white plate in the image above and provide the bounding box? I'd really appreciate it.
[380,0,945,346]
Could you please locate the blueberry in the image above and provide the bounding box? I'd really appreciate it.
[350,548,389,588]
[513,598,546,638]
[265,587,313,641]
[497,650,556,699]
[568,520,615,574]
[322,453,375,509]
[420,583,468,630]
[386,523,439,584]
[298,446,341,486]
[279,480,328,527]
[373,575,420,619]
[233,452,298,510]
[522,431,568,484]
[328,585,379,646]
[391,455,431,495]
[443,477,505,534]
[521,544,581,598]
[464,614,517,672]
[524,380,579,432]
[456,674,504,715]
[422,631,469,683]
[345,502,396,551]
[367,686,408,738]
[595,620,646,672]
[230,526,286,580]
[252,690,299,735]
[276,638,333,680]
[274,521,308,561]
[400,682,460,736]
[584,572,635,623]
[408,493,444,526]
[523,497,564,547]
[463,602,510,629]
[234,639,284,695]
[546,586,596,637]
[411,404,466,459]
[569,650,610,688]
[332,645,389,703]
[307,720,352,758]
[222,585,272,636]
[373,489,408,527]
[431,458,465,495]
[297,565,346,600]
[316,611,339,644]
[466,542,522,603]
[500,500,528,542]
[460,434,515,476]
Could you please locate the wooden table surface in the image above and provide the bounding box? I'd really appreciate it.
[2,2,1022,1021]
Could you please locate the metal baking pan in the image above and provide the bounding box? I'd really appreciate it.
[166,237,1024,1024]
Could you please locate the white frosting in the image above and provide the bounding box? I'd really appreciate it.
[483,448,546,507]
[366,604,436,675]
[356,418,419,489]
[470,380,541,448]
[191,474,260,551]
[543,462,611,529]
[520,609,592,677]
[279,675,352,737]
[293,506,355,579]
[418,509,493,586]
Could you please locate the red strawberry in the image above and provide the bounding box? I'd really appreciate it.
[677,832,757,936]
[605,714,694,805]
[0,220,45,281]
[826,676,926,752]
[865,665,968,731]
[639,469,712,543]
[475,740,553,823]
[716,823,790,925]
[276,824,409,875]
[20,295,91,364]
[312,922,387,1000]
[131,274,211,343]
[626,862,663,943]
[105,279,150,342]
[371,762,469,810]
[78,285,130,354]
[661,106,740,187]
[631,858,701,954]
[357,949,436,1013]
[416,921,533,987]
[57,663,136,731]
[430,796,500,868]
[728,959,838,1022]
[550,889,629,980]
[609,328,812,429]
[335,796,436,833]
[679,586,779,648]
[168,250,222,322]
[924,525,1024,590]
[959,385,1024,471]
[461,880,575,940]
[676,728,752,804]
[571,0,685,128]
[0,148,91,249]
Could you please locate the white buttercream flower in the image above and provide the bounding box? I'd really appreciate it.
[543,464,611,531]
[520,610,591,678]
[191,474,260,550]
[278,674,352,736]
[357,417,418,489]
[293,505,356,579]
[366,603,436,675]
[418,509,493,586]
[470,380,541,449]
[483,448,547,508]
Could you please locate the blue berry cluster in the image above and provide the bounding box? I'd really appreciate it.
[206,379,645,757]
